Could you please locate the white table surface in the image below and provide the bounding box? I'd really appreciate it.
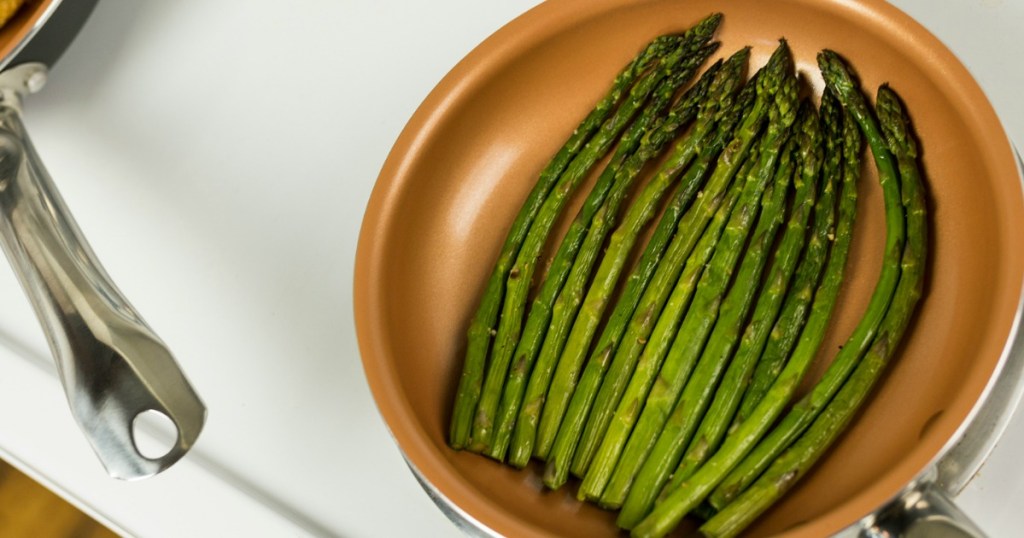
[0,0,1020,536]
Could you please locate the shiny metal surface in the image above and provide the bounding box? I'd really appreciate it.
[861,479,986,538]
[407,458,499,538]
[0,63,205,480]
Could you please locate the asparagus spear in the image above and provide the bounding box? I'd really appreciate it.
[663,100,827,498]
[732,88,843,427]
[617,110,800,530]
[567,61,764,485]
[620,104,819,528]
[518,53,724,461]
[698,84,926,538]
[531,50,750,474]
[474,48,721,458]
[486,55,722,460]
[565,63,761,480]
[704,96,861,512]
[507,45,744,467]
[595,55,798,511]
[543,92,758,489]
[448,29,688,449]
[708,50,907,506]
[568,135,757,495]
[576,45,793,501]
[478,25,724,454]
[626,89,863,538]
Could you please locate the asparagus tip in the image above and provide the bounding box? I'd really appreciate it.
[724,46,752,73]
[759,40,793,97]
[877,85,919,159]
[691,12,724,39]
[817,49,857,96]
[697,46,751,124]
[771,72,800,128]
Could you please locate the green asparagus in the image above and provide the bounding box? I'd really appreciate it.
[698,84,926,538]
[448,29,688,449]
[545,103,759,489]
[478,23,724,455]
[488,60,722,462]
[617,109,801,530]
[733,87,842,427]
[708,50,907,506]
[575,46,792,499]
[594,53,798,511]
[532,49,751,478]
[705,93,861,511]
[565,65,762,481]
[624,103,823,527]
[475,46,721,457]
[625,90,862,538]
[662,100,826,499]
[523,53,726,462]
[507,44,743,468]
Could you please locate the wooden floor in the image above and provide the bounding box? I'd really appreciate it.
[0,460,115,538]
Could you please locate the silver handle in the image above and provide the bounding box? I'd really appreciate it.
[0,63,206,480]
[861,481,987,538]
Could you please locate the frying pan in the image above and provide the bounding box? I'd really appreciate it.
[0,0,205,479]
[354,0,1024,536]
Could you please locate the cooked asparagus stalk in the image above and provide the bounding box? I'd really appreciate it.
[697,84,926,538]
[662,99,828,498]
[488,59,722,461]
[572,132,758,497]
[581,40,794,504]
[544,93,759,488]
[519,53,724,462]
[592,50,798,511]
[475,46,721,457]
[730,87,843,428]
[704,94,861,512]
[531,49,750,479]
[564,63,761,481]
[475,23,724,455]
[617,107,801,530]
[621,103,860,536]
[506,43,741,468]
[564,61,764,484]
[626,100,862,538]
[447,29,689,449]
[620,103,820,528]
[707,50,907,506]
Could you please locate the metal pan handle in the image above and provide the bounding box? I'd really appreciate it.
[0,63,206,480]
[861,481,986,538]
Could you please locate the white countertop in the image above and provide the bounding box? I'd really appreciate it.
[0,1,1020,536]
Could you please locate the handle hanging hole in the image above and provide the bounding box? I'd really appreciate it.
[132,410,179,460]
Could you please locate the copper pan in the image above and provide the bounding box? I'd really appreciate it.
[354,0,1024,535]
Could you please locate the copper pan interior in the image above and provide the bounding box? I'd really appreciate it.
[355,0,1024,536]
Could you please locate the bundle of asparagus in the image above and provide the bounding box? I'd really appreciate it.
[447,12,928,537]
